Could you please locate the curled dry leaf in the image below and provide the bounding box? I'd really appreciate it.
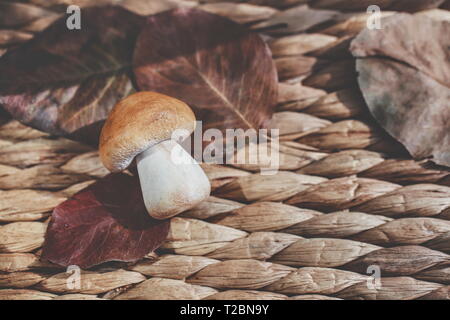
[41,174,170,269]
[351,14,450,167]
[133,8,278,134]
[0,6,144,145]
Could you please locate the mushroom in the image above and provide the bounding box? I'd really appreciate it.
[99,91,211,219]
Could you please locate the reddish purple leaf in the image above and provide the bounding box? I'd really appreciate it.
[0,6,144,145]
[42,173,169,269]
[133,8,278,133]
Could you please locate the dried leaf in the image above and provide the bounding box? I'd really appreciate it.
[351,14,450,167]
[41,174,170,268]
[133,8,277,133]
[0,7,144,145]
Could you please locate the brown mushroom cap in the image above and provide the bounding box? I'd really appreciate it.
[99,91,196,172]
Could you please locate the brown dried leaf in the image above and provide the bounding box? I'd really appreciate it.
[0,7,144,145]
[351,14,450,167]
[133,8,277,134]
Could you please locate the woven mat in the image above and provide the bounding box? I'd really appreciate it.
[1,0,450,300]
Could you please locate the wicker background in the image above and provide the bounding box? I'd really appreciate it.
[1,0,450,300]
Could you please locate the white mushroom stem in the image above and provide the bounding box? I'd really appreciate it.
[136,139,211,220]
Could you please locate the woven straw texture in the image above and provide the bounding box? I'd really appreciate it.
[1,0,450,300]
